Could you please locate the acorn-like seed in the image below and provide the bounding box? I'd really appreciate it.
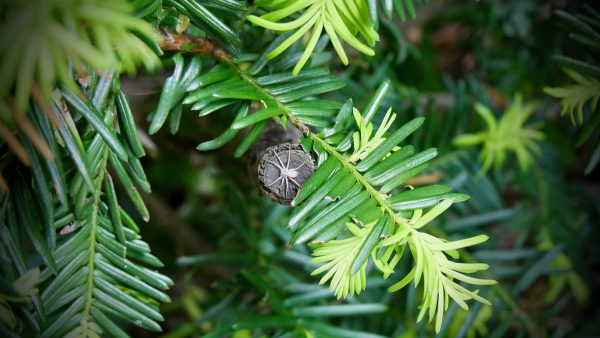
[258,143,315,205]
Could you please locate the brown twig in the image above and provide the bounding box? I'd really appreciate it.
[0,121,30,166]
[159,32,232,61]
[31,83,59,127]
[12,113,54,160]
[5,94,54,160]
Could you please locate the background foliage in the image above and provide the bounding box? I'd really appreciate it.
[1,0,599,337]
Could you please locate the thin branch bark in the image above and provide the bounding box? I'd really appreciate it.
[160,33,232,61]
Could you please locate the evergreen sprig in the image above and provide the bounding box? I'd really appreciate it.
[41,81,170,337]
[1,40,170,337]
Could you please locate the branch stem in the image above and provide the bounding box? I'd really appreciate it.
[81,148,110,331]
[159,32,232,61]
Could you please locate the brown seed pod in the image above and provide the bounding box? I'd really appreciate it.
[258,143,315,205]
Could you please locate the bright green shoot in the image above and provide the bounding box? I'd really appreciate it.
[305,98,495,333]
[349,107,396,162]
[248,0,379,74]
[453,94,544,172]
[311,196,495,333]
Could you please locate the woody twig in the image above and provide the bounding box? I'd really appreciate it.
[159,32,232,61]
